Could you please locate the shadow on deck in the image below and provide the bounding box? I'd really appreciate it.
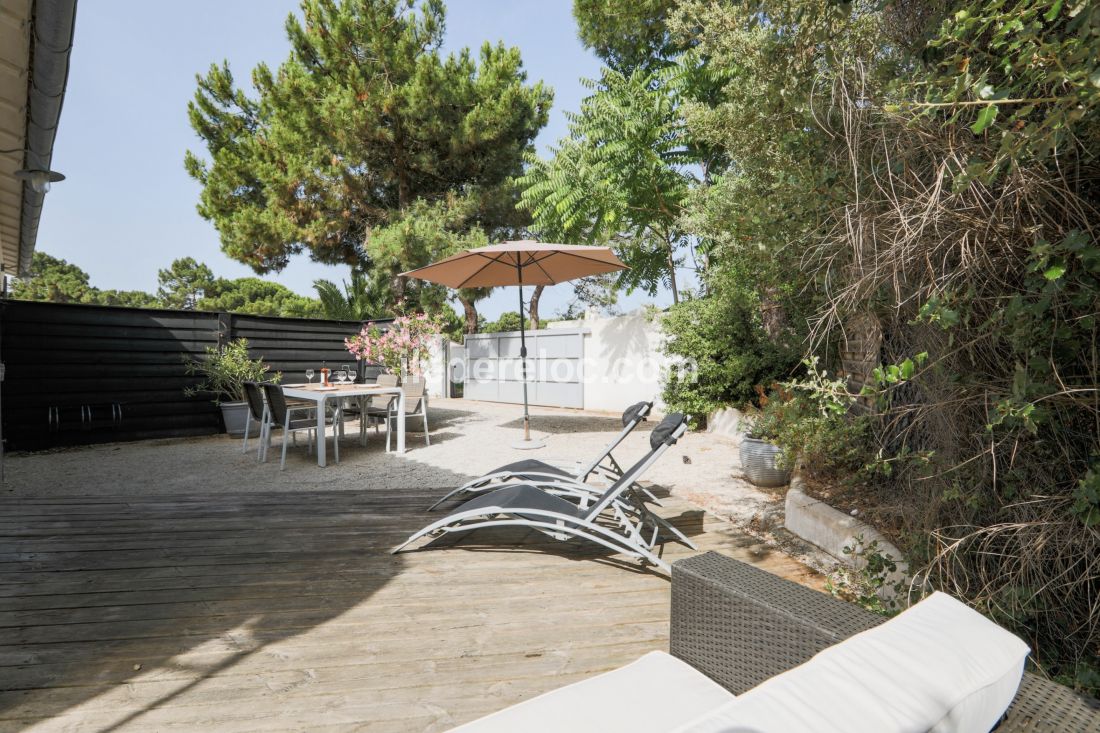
[0,477,816,731]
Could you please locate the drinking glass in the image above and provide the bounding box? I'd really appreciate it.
[305,369,315,385]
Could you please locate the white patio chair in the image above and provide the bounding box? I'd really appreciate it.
[362,373,400,443]
[384,376,430,451]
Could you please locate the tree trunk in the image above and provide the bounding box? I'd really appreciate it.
[760,286,787,340]
[460,295,478,334]
[529,285,544,330]
[393,274,407,311]
[667,242,680,304]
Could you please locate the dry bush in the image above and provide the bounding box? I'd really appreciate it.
[802,62,1100,685]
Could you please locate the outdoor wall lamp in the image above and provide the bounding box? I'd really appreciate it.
[15,168,66,193]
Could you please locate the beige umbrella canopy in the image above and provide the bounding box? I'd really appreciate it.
[402,240,628,448]
[400,240,627,289]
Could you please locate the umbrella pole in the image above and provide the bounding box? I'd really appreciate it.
[512,262,544,450]
[517,264,530,441]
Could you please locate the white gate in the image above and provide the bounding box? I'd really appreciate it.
[463,328,584,409]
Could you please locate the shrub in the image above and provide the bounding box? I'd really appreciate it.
[345,314,443,376]
[747,359,873,482]
[660,291,797,423]
[183,338,278,404]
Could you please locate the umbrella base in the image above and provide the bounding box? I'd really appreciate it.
[511,438,546,450]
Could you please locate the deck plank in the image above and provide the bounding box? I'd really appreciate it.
[0,489,819,731]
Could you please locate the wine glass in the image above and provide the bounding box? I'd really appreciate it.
[336,369,348,384]
[341,364,352,383]
[305,368,315,385]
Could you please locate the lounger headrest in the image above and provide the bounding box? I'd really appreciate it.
[622,401,652,426]
[650,413,686,451]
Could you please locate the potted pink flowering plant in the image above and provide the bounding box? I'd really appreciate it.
[345,314,442,380]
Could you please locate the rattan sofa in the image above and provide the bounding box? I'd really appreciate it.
[670,552,1100,733]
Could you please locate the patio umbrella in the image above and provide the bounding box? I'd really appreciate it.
[401,240,628,449]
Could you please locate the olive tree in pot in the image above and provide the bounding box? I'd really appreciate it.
[184,338,280,437]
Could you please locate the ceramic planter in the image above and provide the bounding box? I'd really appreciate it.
[219,401,259,437]
[740,437,792,487]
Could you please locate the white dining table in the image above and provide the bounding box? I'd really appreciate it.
[281,383,406,466]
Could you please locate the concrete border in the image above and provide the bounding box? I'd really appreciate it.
[784,474,909,585]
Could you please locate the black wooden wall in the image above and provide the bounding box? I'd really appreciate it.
[0,300,386,451]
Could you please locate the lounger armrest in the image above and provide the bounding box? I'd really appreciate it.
[669,551,882,694]
[669,552,1100,731]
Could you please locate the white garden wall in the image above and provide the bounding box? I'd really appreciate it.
[577,311,672,413]
[449,310,675,414]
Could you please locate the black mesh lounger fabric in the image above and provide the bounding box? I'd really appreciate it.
[622,401,651,426]
[649,413,686,451]
[455,484,587,524]
[487,458,574,481]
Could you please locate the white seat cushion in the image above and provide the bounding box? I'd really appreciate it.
[675,592,1030,733]
[448,651,735,733]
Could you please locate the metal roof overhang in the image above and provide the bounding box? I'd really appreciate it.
[0,0,77,278]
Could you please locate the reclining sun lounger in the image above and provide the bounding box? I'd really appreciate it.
[393,413,693,572]
[427,401,655,510]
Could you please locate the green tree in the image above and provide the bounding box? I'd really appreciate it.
[185,0,551,316]
[520,68,698,303]
[97,289,161,308]
[197,277,322,318]
[574,0,681,74]
[480,311,523,333]
[11,252,160,307]
[668,0,880,337]
[665,0,1100,685]
[521,1,726,305]
[157,257,215,309]
[364,196,495,333]
[12,252,96,303]
[313,270,391,322]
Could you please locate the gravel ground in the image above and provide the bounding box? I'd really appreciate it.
[4,399,757,504]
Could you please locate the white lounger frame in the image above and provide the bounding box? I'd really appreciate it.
[427,402,655,510]
[393,418,693,572]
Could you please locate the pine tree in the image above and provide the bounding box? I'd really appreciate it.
[185,0,551,317]
[573,0,680,75]
[157,257,215,309]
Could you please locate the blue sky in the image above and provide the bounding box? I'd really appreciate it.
[37,0,680,319]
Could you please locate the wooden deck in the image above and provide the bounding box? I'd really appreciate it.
[0,488,819,732]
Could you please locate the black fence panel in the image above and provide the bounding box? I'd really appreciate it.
[0,300,386,451]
